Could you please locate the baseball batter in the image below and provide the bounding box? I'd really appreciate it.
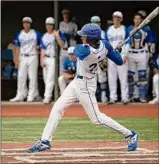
[40,17,65,104]
[58,47,77,95]
[106,11,129,104]
[27,23,138,153]
[10,17,41,102]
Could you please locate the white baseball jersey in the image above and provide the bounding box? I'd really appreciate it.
[106,25,128,49]
[76,41,107,79]
[40,32,56,57]
[74,40,123,79]
[101,30,106,40]
[59,21,78,35]
[13,29,41,55]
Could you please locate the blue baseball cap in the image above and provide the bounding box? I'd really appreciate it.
[77,23,101,40]
[90,16,101,23]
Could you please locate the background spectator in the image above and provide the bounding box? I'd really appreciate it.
[58,47,77,95]
[59,9,78,73]
[106,11,129,105]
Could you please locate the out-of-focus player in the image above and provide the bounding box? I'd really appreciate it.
[10,17,41,102]
[58,47,77,95]
[149,53,159,104]
[128,13,154,102]
[40,17,65,104]
[59,9,78,73]
[106,11,129,104]
[90,16,108,103]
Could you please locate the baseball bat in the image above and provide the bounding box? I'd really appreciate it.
[118,6,159,48]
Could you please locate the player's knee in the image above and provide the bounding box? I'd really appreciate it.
[91,113,107,125]
[128,71,135,84]
[153,74,159,83]
[100,83,107,90]
[138,70,147,82]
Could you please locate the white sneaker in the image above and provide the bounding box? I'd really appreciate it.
[10,97,24,102]
[149,98,159,104]
[43,98,51,104]
[101,99,107,103]
[27,97,34,102]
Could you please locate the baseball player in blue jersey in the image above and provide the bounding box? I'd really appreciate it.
[106,11,129,104]
[149,54,159,104]
[10,17,41,102]
[58,47,77,95]
[128,13,154,102]
[40,17,66,104]
[27,23,138,153]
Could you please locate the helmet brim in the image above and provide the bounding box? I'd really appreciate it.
[77,30,86,36]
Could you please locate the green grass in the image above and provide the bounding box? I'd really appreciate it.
[2,117,158,143]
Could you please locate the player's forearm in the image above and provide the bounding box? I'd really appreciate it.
[40,50,45,60]
[14,47,20,63]
[56,38,65,48]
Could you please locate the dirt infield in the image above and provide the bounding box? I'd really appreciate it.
[2,141,159,164]
[2,103,158,117]
[2,103,159,163]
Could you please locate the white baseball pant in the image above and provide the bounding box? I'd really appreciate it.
[16,55,39,99]
[59,49,69,74]
[43,57,56,99]
[108,59,128,101]
[97,67,107,102]
[58,75,72,95]
[41,77,132,142]
[128,51,148,99]
[153,74,159,98]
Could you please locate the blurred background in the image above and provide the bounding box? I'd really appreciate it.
[1,1,159,101]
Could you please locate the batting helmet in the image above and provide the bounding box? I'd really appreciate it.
[77,23,101,40]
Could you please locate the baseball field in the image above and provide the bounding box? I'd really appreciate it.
[1,102,159,164]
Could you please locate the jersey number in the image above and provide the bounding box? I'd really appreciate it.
[89,59,104,74]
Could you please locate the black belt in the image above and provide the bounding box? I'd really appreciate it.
[62,48,68,51]
[77,75,83,79]
[129,50,148,54]
[45,55,55,58]
[21,54,34,57]
[77,75,94,80]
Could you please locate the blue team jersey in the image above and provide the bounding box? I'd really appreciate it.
[128,25,153,46]
[152,54,159,69]
[62,57,77,73]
